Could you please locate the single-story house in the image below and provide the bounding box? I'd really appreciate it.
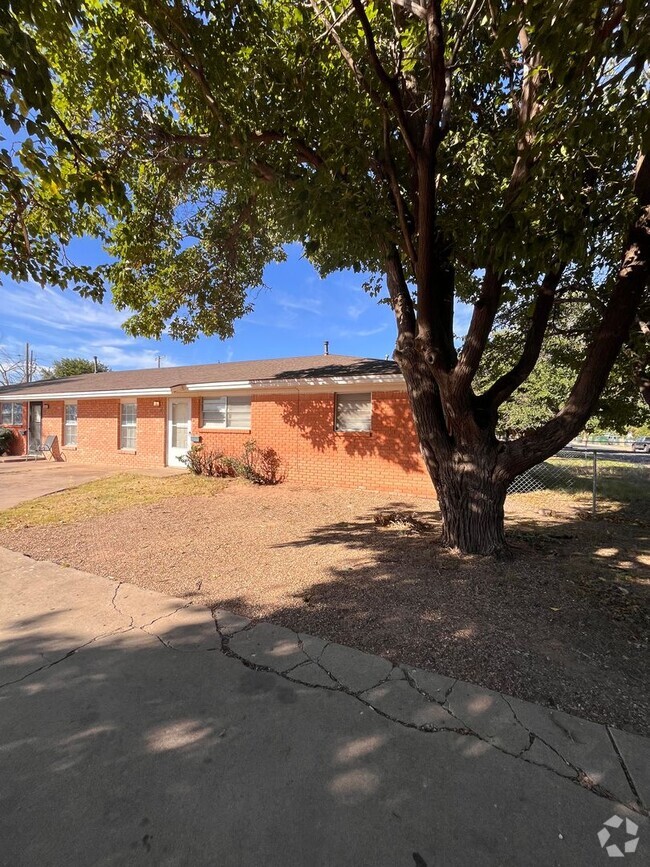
[0,354,432,495]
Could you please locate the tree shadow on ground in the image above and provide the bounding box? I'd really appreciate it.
[0,612,455,865]
[211,498,649,736]
[2,604,616,866]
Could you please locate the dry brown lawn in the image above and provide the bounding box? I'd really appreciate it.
[0,475,647,735]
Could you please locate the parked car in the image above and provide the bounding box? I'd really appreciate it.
[632,437,650,453]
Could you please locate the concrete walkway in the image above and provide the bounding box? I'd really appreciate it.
[0,548,647,866]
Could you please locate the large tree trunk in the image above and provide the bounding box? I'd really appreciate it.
[398,349,510,555]
[434,454,508,554]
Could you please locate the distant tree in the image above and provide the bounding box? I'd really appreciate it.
[0,347,41,385]
[43,357,110,379]
[478,336,649,438]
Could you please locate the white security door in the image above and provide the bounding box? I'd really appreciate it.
[167,398,191,467]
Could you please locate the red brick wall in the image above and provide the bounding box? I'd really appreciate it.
[23,390,432,496]
[40,398,166,468]
[191,390,431,496]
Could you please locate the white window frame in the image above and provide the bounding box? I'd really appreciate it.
[201,396,251,430]
[335,392,372,432]
[120,400,137,450]
[1,402,23,426]
[64,401,78,446]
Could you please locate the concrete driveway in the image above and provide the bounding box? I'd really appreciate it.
[0,548,647,866]
[0,460,118,510]
[0,461,183,510]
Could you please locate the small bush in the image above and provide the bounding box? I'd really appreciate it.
[180,441,283,484]
[180,445,233,477]
[0,427,15,456]
[240,439,284,485]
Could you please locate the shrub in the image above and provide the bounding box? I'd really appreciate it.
[179,445,233,477]
[179,441,283,484]
[240,439,284,485]
[0,427,15,456]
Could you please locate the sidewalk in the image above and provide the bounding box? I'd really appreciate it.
[0,547,647,866]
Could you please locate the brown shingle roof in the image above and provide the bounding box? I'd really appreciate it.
[0,355,401,398]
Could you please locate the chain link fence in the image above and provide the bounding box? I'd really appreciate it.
[507,448,650,516]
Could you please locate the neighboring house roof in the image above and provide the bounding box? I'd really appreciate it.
[0,355,403,400]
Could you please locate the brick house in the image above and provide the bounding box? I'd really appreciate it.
[0,355,432,495]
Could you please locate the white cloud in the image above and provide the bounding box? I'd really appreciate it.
[334,324,389,339]
[0,282,128,332]
[0,280,173,370]
[275,293,323,316]
[346,302,366,321]
[85,345,175,370]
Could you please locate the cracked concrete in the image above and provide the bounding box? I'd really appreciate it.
[214,600,650,819]
[1,548,649,866]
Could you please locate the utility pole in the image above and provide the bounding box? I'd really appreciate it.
[25,342,30,383]
[156,354,162,368]
[93,355,99,373]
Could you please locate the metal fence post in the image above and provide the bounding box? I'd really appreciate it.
[592,450,598,517]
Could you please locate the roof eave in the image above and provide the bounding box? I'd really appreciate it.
[0,387,173,401]
[184,373,405,392]
[0,373,405,401]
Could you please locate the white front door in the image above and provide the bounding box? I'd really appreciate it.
[167,398,191,467]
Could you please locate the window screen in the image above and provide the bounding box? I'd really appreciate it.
[202,396,250,429]
[226,396,251,429]
[335,393,372,432]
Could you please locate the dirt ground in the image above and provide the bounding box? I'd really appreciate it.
[1,478,647,735]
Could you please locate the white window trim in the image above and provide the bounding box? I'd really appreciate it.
[120,399,137,450]
[335,392,372,433]
[201,396,251,430]
[63,401,78,447]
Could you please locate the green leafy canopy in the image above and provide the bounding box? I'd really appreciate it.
[0,1,648,426]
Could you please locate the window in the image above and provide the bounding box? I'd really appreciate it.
[202,396,251,429]
[64,402,78,446]
[120,401,137,449]
[335,393,372,432]
[1,402,23,426]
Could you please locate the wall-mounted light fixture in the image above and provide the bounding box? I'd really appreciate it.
[153,400,161,407]
[44,404,49,410]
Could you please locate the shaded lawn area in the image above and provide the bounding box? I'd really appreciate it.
[0,472,647,735]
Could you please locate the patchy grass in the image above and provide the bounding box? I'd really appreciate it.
[0,472,228,530]
[539,457,650,520]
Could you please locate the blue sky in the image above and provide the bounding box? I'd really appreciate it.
[0,241,473,371]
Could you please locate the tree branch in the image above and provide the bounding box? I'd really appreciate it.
[307,1,388,119]
[503,26,542,209]
[504,186,650,474]
[454,267,503,386]
[350,0,417,160]
[391,0,429,20]
[379,114,417,269]
[384,243,416,343]
[482,267,565,407]
[422,0,447,150]
[442,0,485,131]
